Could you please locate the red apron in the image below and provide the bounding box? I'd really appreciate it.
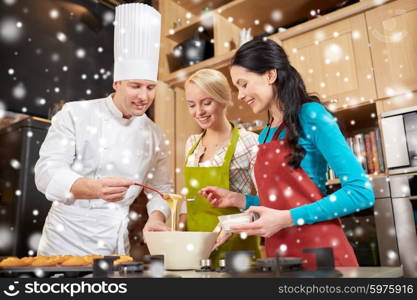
[254,123,358,267]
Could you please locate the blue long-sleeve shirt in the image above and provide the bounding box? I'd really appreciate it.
[245,102,375,225]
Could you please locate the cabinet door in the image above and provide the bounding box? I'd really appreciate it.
[283,14,377,110]
[155,82,176,186]
[174,87,201,194]
[366,0,417,99]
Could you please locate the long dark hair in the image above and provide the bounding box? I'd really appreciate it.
[231,38,320,168]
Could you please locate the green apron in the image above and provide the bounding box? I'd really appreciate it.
[184,124,260,266]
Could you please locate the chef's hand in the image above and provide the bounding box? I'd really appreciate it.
[143,211,170,232]
[199,186,245,209]
[211,224,232,251]
[95,177,134,202]
[71,177,134,201]
[230,206,294,238]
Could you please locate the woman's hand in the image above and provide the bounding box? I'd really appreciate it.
[211,223,232,251]
[231,206,294,238]
[143,211,170,232]
[199,186,245,209]
[178,213,187,231]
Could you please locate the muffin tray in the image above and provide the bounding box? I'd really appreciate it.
[0,265,93,277]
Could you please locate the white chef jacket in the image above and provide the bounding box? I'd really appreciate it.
[35,94,172,255]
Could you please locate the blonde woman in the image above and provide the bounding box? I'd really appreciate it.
[180,69,260,266]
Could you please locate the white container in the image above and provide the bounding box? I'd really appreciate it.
[143,231,217,270]
[218,213,253,233]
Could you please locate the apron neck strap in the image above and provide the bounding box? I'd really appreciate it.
[272,122,286,140]
[186,133,203,161]
[185,123,239,168]
[222,123,239,168]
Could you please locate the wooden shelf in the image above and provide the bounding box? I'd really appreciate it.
[269,0,391,42]
[218,0,352,37]
[160,49,236,87]
[173,0,231,15]
[166,12,213,43]
[323,99,377,113]
[159,0,392,87]
[333,102,378,136]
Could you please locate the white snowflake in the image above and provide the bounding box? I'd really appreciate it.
[97,240,105,248]
[324,43,343,64]
[240,232,248,240]
[98,260,109,271]
[0,17,23,44]
[4,0,17,5]
[28,232,42,250]
[284,187,293,198]
[10,158,21,169]
[76,48,86,59]
[102,11,114,26]
[34,268,45,278]
[64,192,74,202]
[296,218,305,226]
[230,253,251,273]
[56,32,67,42]
[386,250,398,261]
[180,187,189,196]
[49,9,59,19]
[268,194,277,202]
[12,82,26,99]
[0,226,12,250]
[264,24,274,34]
[190,179,199,188]
[149,261,164,277]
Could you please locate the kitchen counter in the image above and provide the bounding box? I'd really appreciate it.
[165,267,403,278]
[84,267,403,278]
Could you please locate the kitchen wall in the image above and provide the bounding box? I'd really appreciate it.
[0,0,115,119]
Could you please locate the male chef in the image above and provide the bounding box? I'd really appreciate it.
[35,3,171,255]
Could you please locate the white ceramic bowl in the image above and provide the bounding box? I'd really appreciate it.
[143,231,217,270]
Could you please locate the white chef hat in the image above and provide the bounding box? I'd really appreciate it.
[113,3,161,82]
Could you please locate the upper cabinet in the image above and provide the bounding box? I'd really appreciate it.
[366,0,417,99]
[154,82,176,183]
[281,13,377,111]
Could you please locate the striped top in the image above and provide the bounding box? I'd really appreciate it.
[181,128,258,213]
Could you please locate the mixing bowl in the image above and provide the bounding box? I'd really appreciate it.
[143,231,217,270]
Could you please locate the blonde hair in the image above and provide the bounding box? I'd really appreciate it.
[185,69,232,106]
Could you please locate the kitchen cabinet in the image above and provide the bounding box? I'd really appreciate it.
[282,13,377,111]
[0,117,50,257]
[174,87,201,194]
[366,0,417,99]
[154,0,417,191]
[154,82,176,184]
